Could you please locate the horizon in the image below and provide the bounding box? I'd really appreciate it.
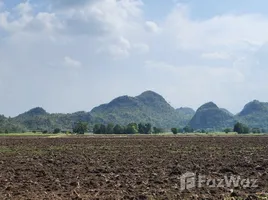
[1,0,268,116]
[0,89,262,118]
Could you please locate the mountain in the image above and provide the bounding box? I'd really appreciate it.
[0,115,26,133]
[13,107,52,131]
[189,102,235,131]
[13,108,93,131]
[90,91,189,128]
[23,107,48,116]
[176,107,195,125]
[3,92,268,133]
[236,100,268,130]
[220,108,234,116]
[176,107,195,117]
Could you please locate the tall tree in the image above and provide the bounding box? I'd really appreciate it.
[113,124,124,134]
[100,124,107,134]
[93,124,101,134]
[73,122,88,134]
[233,122,250,134]
[126,123,138,134]
[144,123,152,134]
[106,123,114,134]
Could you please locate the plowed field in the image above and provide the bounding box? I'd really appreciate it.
[0,136,268,199]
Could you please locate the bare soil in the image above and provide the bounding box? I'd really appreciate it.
[0,135,268,199]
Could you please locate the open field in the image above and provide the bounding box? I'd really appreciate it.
[1,135,268,199]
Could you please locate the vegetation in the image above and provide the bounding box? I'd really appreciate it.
[90,91,192,129]
[53,128,61,134]
[183,125,194,133]
[236,100,268,132]
[171,128,178,134]
[189,102,235,131]
[73,122,88,134]
[1,91,268,133]
[92,122,164,134]
[233,122,250,134]
[224,128,232,133]
[152,127,164,134]
[138,123,152,134]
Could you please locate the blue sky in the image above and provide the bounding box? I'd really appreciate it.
[1,0,268,116]
[188,0,268,18]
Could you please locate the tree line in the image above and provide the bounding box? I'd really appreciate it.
[92,123,164,134]
[170,122,265,134]
[1,121,265,135]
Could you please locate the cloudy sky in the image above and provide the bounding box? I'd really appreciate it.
[1,0,268,116]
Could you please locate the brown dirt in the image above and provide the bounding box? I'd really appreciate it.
[0,135,268,199]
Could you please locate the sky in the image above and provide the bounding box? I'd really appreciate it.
[1,0,268,116]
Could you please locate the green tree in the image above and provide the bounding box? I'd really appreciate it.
[126,123,138,134]
[106,123,114,134]
[99,124,107,134]
[53,128,61,134]
[113,124,124,134]
[138,123,145,134]
[243,126,250,134]
[93,124,101,134]
[177,128,183,133]
[153,127,163,134]
[252,128,261,134]
[144,123,152,134]
[183,126,194,133]
[224,128,232,134]
[233,122,250,134]
[138,123,152,134]
[171,128,178,134]
[73,122,88,134]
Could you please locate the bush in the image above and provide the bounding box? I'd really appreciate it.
[252,128,261,134]
[53,128,61,134]
[153,127,164,134]
[233,122,250,134]
[183,126,194,133]
[171,128,178,134]
[224,128,232,134]
[73,122,88,134]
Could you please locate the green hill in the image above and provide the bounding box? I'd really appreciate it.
[236,100,268,130]
[90,91,190,128]
[0,115,26,133]
[7,91,192,131]
[12,108,93,132]
[3,93,268,133]
[189,102,235,131]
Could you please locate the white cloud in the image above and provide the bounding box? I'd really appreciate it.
[145,21,161,33]
[164,5,268,51]
[2,1,268,116]
[201,52,231,60]
[64,56,82,68]
[14,1,32,15]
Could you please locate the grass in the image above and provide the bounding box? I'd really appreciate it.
[0,132,267,137]
[0,132,67,137]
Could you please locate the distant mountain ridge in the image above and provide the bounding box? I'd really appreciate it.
[1,91,268,132]
[236,100,268,130]
[189,102,235,131]
[90,91,190,128]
